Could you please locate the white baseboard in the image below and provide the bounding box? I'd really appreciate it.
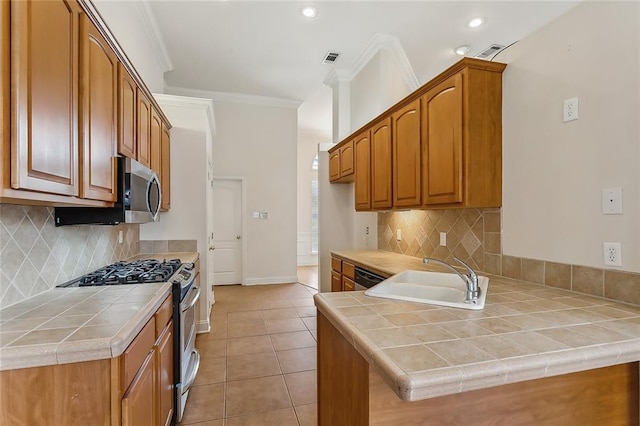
[244,275,299,285]
[196,319,211,334]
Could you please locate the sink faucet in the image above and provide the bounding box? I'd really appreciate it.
[422,257,480,304]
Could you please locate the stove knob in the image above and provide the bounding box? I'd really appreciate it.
[183,263,195,270]
[171,279,181,285]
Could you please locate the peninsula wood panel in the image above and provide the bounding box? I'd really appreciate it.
[370,118,392,210]
[354,130,371,211]
[10,0,80,196]
[369,362,639,425]
[79,15,117,202]
[391,99,421,207]
[117,62,137,159]
[0,359,112,425]
[318,312,368,426]
[422,73,463,205]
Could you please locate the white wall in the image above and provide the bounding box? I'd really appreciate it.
[140,95,215,332]
[297,130,330,266]
[213,101,298,284]
[501,1,640,272]
[93,1,166,92]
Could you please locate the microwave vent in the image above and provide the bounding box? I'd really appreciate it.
[475,44,505,60]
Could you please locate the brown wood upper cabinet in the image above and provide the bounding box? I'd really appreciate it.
[328,58,506,210]
[392,99,421,208]
[354,130,371,211]
[137,89,152,168]
[150,106,162,177]
[328,140,355,183]
[118,63,137,159]
[79,15,118,202]
[9,0,81,197]
[370,117,392,210]
[2,0,172,207]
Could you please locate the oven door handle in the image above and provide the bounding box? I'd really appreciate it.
[182,286,201,313]
[182,348,201,392]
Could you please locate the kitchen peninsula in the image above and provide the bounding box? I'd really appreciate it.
[315,251,640,425]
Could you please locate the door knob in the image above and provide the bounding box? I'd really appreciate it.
[236,235,241,240]
[209,245,215,251]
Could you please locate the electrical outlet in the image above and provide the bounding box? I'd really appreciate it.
[118,230,124,244]
[563,97,579,122]
[396,228,402,241]
[439,232,447,246]
[603,242,622,266]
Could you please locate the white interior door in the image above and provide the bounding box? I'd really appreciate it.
[212,179,242,285]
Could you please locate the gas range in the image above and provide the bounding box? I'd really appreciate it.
[57,258,196,302]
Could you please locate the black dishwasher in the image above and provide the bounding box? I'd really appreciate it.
[354,267,386,290]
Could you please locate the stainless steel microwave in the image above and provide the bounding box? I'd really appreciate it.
[55,157,161,226]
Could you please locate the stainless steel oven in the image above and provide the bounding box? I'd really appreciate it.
[175,278,200,422]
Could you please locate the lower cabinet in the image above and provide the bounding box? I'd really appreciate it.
[122,351,157,426]
[0,293,174,425]
[330,256,355,292]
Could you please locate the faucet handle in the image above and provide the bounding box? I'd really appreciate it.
[452,257,478,280]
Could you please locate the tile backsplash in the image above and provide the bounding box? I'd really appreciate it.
[378,208,640,306]
[0,205,139,307]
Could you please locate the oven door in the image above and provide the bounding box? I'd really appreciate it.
[176,284,201,422]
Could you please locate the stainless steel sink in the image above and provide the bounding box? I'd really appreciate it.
[364,270,489,310]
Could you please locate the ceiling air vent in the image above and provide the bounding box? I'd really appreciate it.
[474,44,505,60]
[322,52,340,64]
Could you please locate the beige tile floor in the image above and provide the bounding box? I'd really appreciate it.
[180,282,318,426]
[296,266,318,290]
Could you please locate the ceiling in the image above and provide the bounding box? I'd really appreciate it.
[147,1,579,135]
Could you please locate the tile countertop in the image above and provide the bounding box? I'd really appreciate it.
[0,283,170,371]
[315,250,640,402]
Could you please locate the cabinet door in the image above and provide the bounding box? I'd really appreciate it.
[150,106,162,176]
[339,140,354,177]
[331,271,342,292]
[160,123,170,211]
[10,0,80,196]
[371,118,392,210]
[137,90,151,168]
[80,15,117,202]
[117,62,136,158]
[422,73,463,205]
[342,277,355,292]
[156,321,174,426]
[122,351,157,426]
[392,99,421,207]
[354,130,371,211]
[329,151,340,182]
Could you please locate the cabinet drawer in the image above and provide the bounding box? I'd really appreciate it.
[154,295,172,338]
[331,257,342,273]
[342,277,355,292]
[123,316,156,391]
[342,262,355,280]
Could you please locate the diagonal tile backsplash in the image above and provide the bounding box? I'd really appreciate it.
[378,208,501,272]
[0,204,139,308]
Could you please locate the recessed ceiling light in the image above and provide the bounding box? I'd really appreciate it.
[455,45,471,56]
[468,17,484,28]
[301,6,318,18]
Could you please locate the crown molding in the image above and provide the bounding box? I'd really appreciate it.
[323,68,350,88]
[324,33,419,91]
[164,85,302,109]
[134,1,174,72]
[153,93,216,136]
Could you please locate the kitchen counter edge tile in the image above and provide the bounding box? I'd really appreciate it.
[0,283,171,371]
[316,250,640,402]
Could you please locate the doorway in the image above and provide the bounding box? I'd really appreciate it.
[212,179,243,285]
